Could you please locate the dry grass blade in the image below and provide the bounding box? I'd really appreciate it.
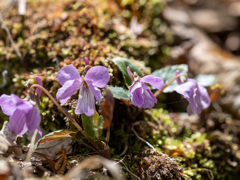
[26,129,38,162]
[64,155,125,180]
[132,126,156,150]
[23,129,38,179]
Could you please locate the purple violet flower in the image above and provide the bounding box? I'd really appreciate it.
[127,67,164,108]
[56,64,110,116]
[174,70,211,115]
[0,76,42,135]
[35,76,43,97]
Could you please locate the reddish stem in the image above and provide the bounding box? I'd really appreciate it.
[154,74,188,97]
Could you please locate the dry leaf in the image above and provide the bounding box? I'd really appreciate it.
[101,90,115,129]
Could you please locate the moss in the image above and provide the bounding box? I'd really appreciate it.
[0,0,239,179]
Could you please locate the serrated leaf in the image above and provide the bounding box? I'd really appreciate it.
[152,64,188,93]
[194,74,216,87]
[107,86,129,100]
[81,114,95,139]
[33,130,77,152]
[112,57,144,86]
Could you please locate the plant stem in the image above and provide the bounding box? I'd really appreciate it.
[106,125,110,144]
[0,15,22,58]
[154,73,188,97]
[30,84,102,154]
[26,129,38,162]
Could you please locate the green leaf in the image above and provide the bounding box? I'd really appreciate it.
[107,86,129,100]
[97,116,104,137]
[92,111,100,128]
[81,114,95,139]
[92,111,101,138]
[33,130,77,152]
[98,116,104,129]
[194,74,216,87]
[152,64,188,93]
[112,57,144,86]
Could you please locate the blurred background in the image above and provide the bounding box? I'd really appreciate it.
[1,0,240,179]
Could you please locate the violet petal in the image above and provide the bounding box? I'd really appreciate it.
[175,70,182,85]
[84,66,110,88]
[35,76,43,97]
[75,84,95,116]
[141,75,164,89]
[174,80,196,99]
[198,85,211,109]
[141,82,157,103]
[11,94,25,105]
[16,101,33,114]
[140,88,156,108]
[86,80,101,104]
[37,127,42,136]
[127,67,133,80]
[85,58,90,65]
[11,94,32,114]
[56,79,82,104]
[131,87,144,107]
[9,109,28,135]
[187,95,200,115]
[187,105,193,115]
[26,105,41,133]
[0,94,16,116]
[129,81,142,98]
[56,65,81,86]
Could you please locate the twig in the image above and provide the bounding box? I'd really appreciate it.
[120,160,140,180]
[122,167,140,180]
[114,156,140,180]
[1,0,17,17]
[65,156,124,180]
[26,129,38,162]
[0,15,22,58]
[131,127,156,151]
[22,129,38,178]
[131,122,166,156]
[119,142,128,157]
[154,73,188,97]
[29,84,102,155]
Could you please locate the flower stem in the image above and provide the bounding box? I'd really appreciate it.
[154,73,188,97]
[106,125,110,144]
[30,84,102,155]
